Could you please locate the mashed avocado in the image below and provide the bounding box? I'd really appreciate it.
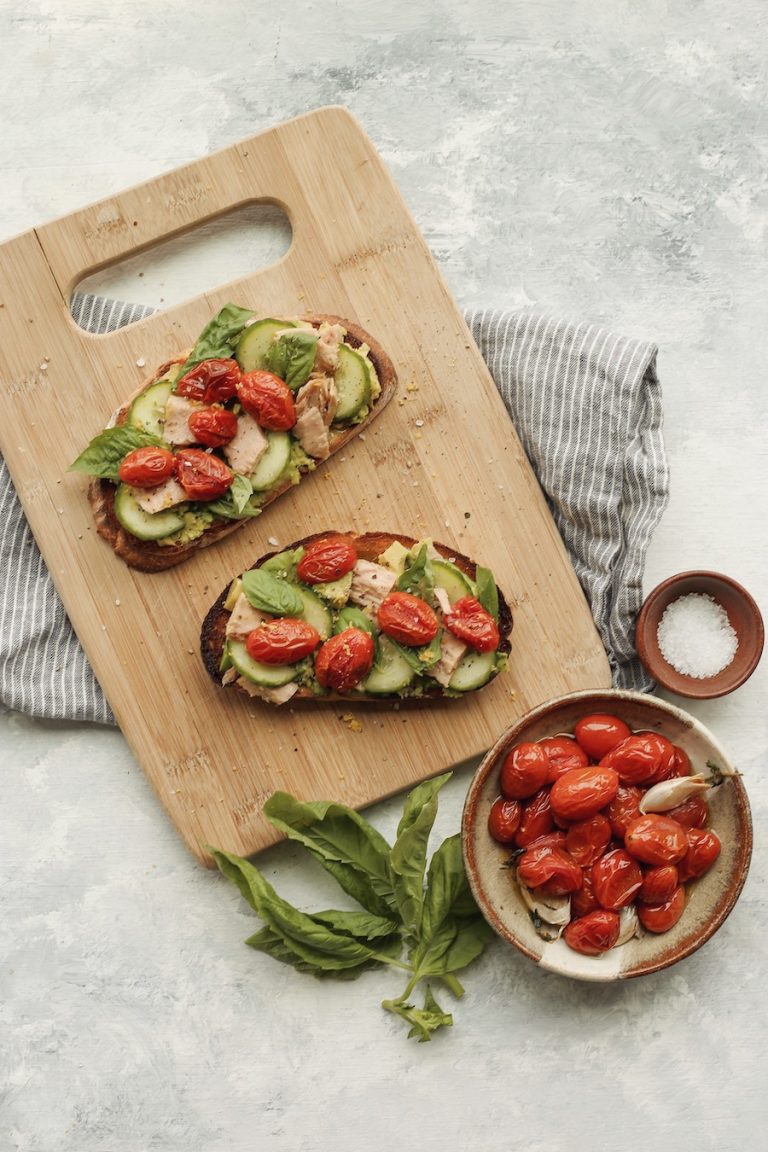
[157,506,216,547]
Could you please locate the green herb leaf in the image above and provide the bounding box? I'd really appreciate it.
[382,984,453,1042]
[174,303,254,381]
[246,924,390,981]
[241,568,304,616]
[69,425,167,481]
[263,793,397,918]
[311,909,400,942]
[475,566,500,621]
[396,542,435,601]
[266,329,318,391]
[207,474,262,520]
[260,546,305,582]
[390,773,451,938]
[412,834,491,977]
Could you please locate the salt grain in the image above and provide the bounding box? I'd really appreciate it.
[657,593,738,678]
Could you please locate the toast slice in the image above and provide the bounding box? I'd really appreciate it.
[201,531,513,705]
[76,312,397,571]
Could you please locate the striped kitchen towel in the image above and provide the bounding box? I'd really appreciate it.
[0,296,668,725]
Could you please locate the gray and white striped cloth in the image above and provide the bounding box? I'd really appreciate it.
[0,296,668,725]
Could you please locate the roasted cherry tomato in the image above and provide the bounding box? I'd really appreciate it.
[443,596,500,652]
[601,734,671,786]
[671,745,693,778]
[624,814,689,866]
[591,847,643,910]
[565,813,612,867]
[571,865,600,918]
[666,794,709,830]
[517,844,583,896]
[677,828,721,881]
[523,831,566,852]
[377,591,439,647]
[187,406,239,447]
[564,909,621,955]
[236,370,297,431]
[245,618,321,665]
[549,765,619,822]
[175,448,233,500]
[638,864,679,905]
[573,713,632,760]
[296,536,358,585]
[606,783,644,840]
[513,787,554,848]
[500,742,551,800]
[176,357,240,404]
[639,732,677,783]
[540,735,589,782]
[487,797,522,844]
[314,627,375,692]
[118,445,176,488]
[637,886,686,934]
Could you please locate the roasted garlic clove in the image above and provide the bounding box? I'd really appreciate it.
[639,774,712,814]
[517,876,571,940]
[616,904,640,946]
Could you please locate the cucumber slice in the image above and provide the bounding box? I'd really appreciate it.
[362,636,416,695]
[236,318,296,373]
[449,649,497,692]
[250,431,292,490]
[333,344,371,422]
[127,378,173,437]
[113,484,185,541]
[295,586,332,639]
[432,559,474,604]
[228,640,299,687]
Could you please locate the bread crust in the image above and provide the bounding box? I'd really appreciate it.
[87,315,397,571]
[200,531,513,703]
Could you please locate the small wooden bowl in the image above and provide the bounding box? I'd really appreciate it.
[635,571,764,699]
[462,690,752,982]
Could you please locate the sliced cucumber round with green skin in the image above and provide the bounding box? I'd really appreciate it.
[236,318,296,374]
[127,378,173,437]
[228,640,299,687]
[250,431,292,490]
[449,649,497,692]
[362,636,416,695]
[432,559,474,604]
[333,344,371,422]
[295,586,332,639]
[114,484,185,541]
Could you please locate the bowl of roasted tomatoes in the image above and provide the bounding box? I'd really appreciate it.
[462,690,752,981]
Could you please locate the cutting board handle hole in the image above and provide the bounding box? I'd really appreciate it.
[69,202,292,326]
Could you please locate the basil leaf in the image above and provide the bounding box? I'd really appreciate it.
[207,474,262,520]
[396,542,435,601]
[475,566,499,621]
[70,425,166,481]
[311,909,400,943]
[174,303,254,381]
[383,985,453,1042]
[241,569,304,615]
[266,329,318,391]
[417,627,443,669]
[246,926,380,982]
[412,834,490,978]
[263,793,397,918]
[211,850,378,971]
[260,546,305,582]
[390,773,451,937]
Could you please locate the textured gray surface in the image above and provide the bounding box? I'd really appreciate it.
[1,3,767,1150]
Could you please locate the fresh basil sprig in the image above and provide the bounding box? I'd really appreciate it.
[396,542,435,602]
[266,329,318,391]
[211,773,492,1042]
[207,474,261,520]
[241,568,305,616]
[174,303,254,382]
[475,566,500,621]
[70,426,168,481]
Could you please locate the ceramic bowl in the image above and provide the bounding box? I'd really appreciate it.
[635,571,764,699]
[462,689,752,982]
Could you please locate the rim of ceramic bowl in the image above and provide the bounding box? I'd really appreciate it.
[462,688,753,981]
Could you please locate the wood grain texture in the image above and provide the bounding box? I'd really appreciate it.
[0,106,610,863]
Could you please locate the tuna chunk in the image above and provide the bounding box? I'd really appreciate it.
[235,677,299,705]
[223,412,269,475]
[349,560,397,613]
[225,594,270,640]
[294,375,338,459]
[130,478,188,514]
[313,323,345,374]
[427,631,468,687]
[162,394,202,446]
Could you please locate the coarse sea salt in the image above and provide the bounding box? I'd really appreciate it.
[657,592,738,678]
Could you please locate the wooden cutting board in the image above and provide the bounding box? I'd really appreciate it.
[0,107,611,864]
